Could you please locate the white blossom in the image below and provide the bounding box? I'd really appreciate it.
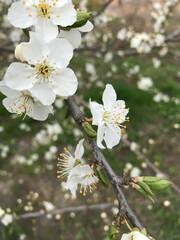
[1,214,13,226]
[4,32,78,105]
[43,201,55,211]
[137,77,153,91]
[90,84,129,149]
[0,81,53,121]
[7,0,77,42]
[121,231,150,240]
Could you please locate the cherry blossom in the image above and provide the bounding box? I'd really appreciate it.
[4,32,78,105]
[0,81,53,121]
[7,0,77,39]
[121,231,150,240]
[57,139,98,196]
[90,84,129,149]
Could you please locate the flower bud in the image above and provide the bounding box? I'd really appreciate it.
[137,180,154,196]
[82,122,97,138]
[142,177,172,190]
[134,184,154,202]
[14,44,25,62]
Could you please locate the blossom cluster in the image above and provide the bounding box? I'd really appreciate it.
[0,0,93,121]
[117,0,178,54]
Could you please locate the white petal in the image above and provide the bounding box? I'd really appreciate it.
[64,175,80,196]
[0,81,21,98]
[32,101,53,121]
[30,83,56,105]
[104,126,121,149]
[97,124,105,149]
[7,2,36,28]
[35,18,58,43]
[102,84,117,110]
[78,21,94,32]
[89,101,104,125]
[4,63,36,91]
[74,139,84,160]
[21,32,49,64]
[52,68,78,97]
[59,29,81,49]
[51,3,77,27]
[3,97,24,114]
[69,165,93,179]
[48,38,73,69]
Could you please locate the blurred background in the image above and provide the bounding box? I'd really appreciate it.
[0,0,180,239]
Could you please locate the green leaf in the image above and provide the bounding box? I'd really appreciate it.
[96,167,109,188]
[22,28,29,38]
[137,180,154,196]
[134,184,154,202]
[141,228,147,235]
[71,11,92,28]
[82,122,97,138]
[104,235,111,240]
[143,177,172,190]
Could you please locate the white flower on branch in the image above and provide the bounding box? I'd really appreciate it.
[121,231,150,240]
[137,77,153,91]
[1,213,13,226]
[59,21,94,49]
[4,32,78,105]
[0,81,53,121]
[7,0,77,40]
[57,139,99,196]
[90,84,129,149]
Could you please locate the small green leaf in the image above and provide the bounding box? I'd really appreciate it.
[134,184,154,202]
[71,11,92,28]
[22,28,29,38]
[82,122,97,138]
[96,167,109,188]
[132,227,140,232]
[137,180,154,196]
[141,228,147,235]
[143,177,172,190]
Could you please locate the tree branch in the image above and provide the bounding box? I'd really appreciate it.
[66,96,143,230]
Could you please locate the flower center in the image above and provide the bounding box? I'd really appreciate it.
[35,0,52,18]
[35,60,54,83]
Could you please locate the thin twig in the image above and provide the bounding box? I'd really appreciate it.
[13,203,115,221]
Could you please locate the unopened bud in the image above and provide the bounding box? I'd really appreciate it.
[143,177,172,190]
[15,44,25,62]
[82,122,97,138]
[134,184,154,202]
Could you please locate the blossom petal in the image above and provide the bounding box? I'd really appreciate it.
[102,84,117,110]
[51,3,77,27]
[74,139,84,160]
[4,63,36,91]
[3,97,24,114]
[31,102,53,121]
[52,68,78,97]
[64,175,80,196]
[104,126,121,149]
[0,81,21,98]
[90,101,104,125]
[59,29,81,49]
[48,39,73,69]
[7,2,36,28]
[97,124,105,149]
[78,21,94,32]
[21,32,49,64]
[30,83,56,105]
[35,18,58,43]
